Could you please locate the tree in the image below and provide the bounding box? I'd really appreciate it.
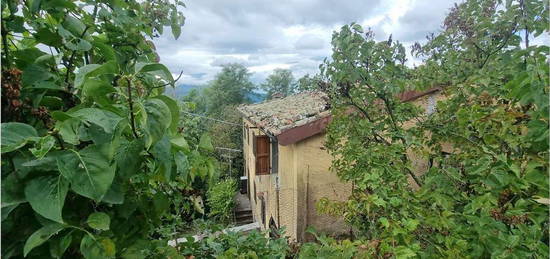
[318,0,548,257]
[0,0,218,258]
[296,74,321,93]
[261,68,296,99]
[205,63,255,115]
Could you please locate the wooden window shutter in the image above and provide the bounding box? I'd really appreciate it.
[255,135,270,175]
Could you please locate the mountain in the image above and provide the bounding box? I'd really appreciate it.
[165,84,205,98]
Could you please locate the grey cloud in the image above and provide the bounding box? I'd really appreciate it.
[295,34,324,50]
[153,0,460,86]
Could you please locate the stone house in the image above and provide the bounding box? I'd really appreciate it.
[237,88,444,242]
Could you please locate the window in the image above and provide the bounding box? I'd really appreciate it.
[254,135,270,175]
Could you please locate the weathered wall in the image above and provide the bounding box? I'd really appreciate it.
[294,134,352,242]
[243,119,300,240]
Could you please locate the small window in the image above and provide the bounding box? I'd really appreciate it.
[254,135,270,175]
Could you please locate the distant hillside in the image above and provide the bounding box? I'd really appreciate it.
[247,92,265,103]
[165,84,205,98]
[166,84,265,104]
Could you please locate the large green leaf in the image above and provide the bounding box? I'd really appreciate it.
[23,222,66,257]
[81,78,116,106]
[151,136,172,180]
[143,99,171,148]
[24,175,69,223]
[115,139,144,180]
[69,108,122,134]
[74,61,118,89]
[153,95,180,134]
[56,146,115,201]
[170,136,189,152]
[80,235,116,259]
[55,117,81,145]
[1,173,26,208]
[1,122,39,153]
[135,63,174,85]
[87,212,110,231]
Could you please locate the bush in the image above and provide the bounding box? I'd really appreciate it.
[206,179,237,223]
[178,229,289,258]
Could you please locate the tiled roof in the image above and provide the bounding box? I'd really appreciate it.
[237,91,330,136]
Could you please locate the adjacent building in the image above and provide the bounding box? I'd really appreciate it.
[237,88,444,242]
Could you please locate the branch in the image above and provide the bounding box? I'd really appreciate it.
[126,78,140,139]
[1,20,10,68]
[64,26,90,91]
[150,70,184,89]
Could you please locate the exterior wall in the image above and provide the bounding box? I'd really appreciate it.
[243,120,299,240]
[242,119,351,242]
[293,134,352,242]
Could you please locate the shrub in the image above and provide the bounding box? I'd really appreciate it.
[206,179,237,223]
[178,229,289,258]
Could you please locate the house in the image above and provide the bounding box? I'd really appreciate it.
[237,88,445,242]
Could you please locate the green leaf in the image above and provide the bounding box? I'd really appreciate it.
[170,136,189,151]
[115,139,144,180]
[81,78,116,106]
[74,61,118,89]
[55,118,81,145]
[49,232,72,259]
[33,28,63,47]
[153,95,180,134]
[135,63,174,85]
[69,108,123,134]
[56,146,115,201]
[92,39,117,62]
[30,135,56,159]
[198,134,214,152]
[2,205,18,221]
[24,222,65,257]
[151,136,172,180]
[170,10,182,40]
[87,212,110,231]
[22,64,54,86]
[143,99,171,148]
[63,15,86,37]
[1,173,26,207]
[80,235,116,259]
[24,175,68,223]
[1,122,39,153]
[379,217,390,228]
[66,38,92,51]
[395,246,416,259]
[174,151,189,180]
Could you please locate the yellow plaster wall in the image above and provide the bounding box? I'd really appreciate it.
[294,134,352,241]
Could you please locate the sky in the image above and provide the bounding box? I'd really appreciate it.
[153,0,459,87]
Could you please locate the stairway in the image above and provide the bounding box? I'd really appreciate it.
[235,209,253,225]
[234,192,254,226]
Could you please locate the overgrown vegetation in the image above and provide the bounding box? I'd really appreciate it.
[0,0,219,257]
[177,229,290,258]
[1,0,547,258]
[318,0,549,257]
[206,178,237,223]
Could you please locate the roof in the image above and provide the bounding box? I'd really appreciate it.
[237,91,330,136]
[238,87,442,146]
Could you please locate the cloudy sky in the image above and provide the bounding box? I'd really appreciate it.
[153,0,458,87]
